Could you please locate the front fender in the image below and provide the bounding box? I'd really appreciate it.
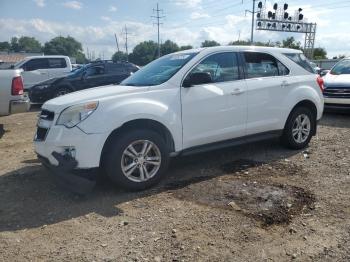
[78,94,183,151]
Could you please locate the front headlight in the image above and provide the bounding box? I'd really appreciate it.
[56,101,98,128]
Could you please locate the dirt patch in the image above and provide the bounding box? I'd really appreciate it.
[1,112,350,261]
[166,160,315,226]
[221,159,305,177]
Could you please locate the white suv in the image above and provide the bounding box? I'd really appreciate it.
[34,46,324,191]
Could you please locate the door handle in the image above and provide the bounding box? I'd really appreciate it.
[281,81,290,88]
[230,88,244,95]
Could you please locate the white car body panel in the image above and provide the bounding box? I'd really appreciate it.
[0,69,30,116]
[34,46,324,169]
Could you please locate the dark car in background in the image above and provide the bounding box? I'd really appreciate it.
[28,60,139,103]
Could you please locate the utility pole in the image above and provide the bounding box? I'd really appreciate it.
[245,0,257,44]
[152,3,165,58]
[114,33,120,52]
[123,25,129,61]
[251,0,256,44]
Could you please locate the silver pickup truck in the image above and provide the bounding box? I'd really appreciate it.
[0,69,30,116]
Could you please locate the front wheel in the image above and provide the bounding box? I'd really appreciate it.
[103,129,169,191]
[281,107,315,150]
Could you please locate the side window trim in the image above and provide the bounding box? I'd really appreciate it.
[181,51,244,87]
[241,51,290,79]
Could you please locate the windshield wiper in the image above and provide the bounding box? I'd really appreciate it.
[122,83,138,86]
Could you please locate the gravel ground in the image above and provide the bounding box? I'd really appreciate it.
[0,110,349,262]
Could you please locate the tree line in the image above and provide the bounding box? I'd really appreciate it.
[118,37,329,66]
[0,35,335,66]
[0,36,87,64]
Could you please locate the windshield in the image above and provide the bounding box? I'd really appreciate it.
[13,59,27,68]
[121,52,198,86]
[330,59,350,75]
[69,64,87,75]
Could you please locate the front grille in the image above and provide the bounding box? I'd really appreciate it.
[40,109,55,121]
[323,87,350,99]
[36,127,49,141]
[35,109,54,141]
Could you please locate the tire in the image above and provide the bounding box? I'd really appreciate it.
[103,129,170,191]
[54,87,71,98]
[281,106,315,150]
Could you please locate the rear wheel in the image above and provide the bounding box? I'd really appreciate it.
[104,129,169,190]
[281,107,315,149]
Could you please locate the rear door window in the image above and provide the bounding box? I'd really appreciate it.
[284,53,315,73]
[243,52,281,78]
[23,58,49,71]
[48,58,67,69]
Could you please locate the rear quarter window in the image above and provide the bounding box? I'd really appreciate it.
[23,58,49,71]
[48,58,67,69]
[284,53,315,74]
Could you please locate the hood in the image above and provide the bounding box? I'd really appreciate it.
[324,73,350,88]
[42,84,148,113]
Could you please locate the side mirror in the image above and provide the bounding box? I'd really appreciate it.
[183,72,212,88]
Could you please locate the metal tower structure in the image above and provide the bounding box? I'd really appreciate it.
[255,2,317,58]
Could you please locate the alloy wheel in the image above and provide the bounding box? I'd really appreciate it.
[292,114,311,144]
[121,140,161,182]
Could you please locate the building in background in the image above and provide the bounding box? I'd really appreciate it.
[0,52,76,69]
[0,51,44,69]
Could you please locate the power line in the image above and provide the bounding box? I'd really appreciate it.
[152,3,165,58]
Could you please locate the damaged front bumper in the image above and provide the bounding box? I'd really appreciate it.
[37,151,97,194]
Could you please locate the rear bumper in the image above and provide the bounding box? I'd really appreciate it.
[10,98,30,114]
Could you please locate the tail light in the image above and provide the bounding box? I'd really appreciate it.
[316,76,324,93]
[11,76,24,96]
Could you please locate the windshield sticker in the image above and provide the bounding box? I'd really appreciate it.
[170,54,190,60]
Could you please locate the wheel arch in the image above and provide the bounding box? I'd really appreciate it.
[100,118,176,167]
[285,99,318,135]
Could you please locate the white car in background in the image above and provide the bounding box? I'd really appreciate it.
[12,55,72,90]
[323,58,350,109]
[34,46,324,192]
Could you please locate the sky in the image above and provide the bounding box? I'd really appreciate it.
[0,0,350,59]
